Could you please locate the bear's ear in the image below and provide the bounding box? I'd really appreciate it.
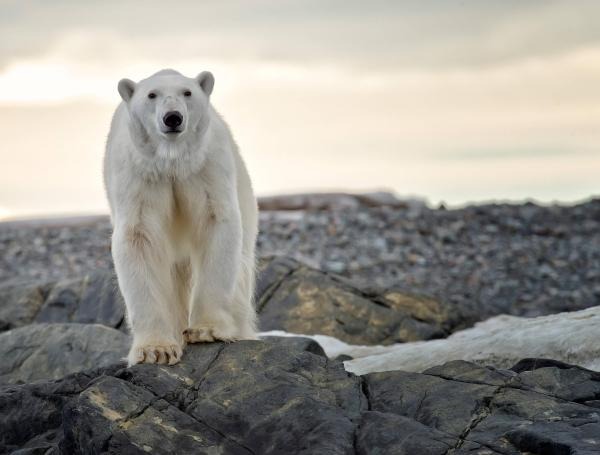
[118,78,136,102]
[196,71,214,96]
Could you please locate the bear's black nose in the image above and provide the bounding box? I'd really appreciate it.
[163,111,183,128]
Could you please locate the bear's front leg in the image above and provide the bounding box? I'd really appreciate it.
[186,205,249,343]
[112,224,184,365]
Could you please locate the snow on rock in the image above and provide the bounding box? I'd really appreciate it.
[262,305,600,375]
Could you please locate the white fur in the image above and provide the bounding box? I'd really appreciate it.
[104,69,258,366]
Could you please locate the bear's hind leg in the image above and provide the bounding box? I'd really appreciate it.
[185,215,256,343]
[230,254,258,339]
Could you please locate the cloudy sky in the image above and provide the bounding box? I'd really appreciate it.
[1,0,599,219]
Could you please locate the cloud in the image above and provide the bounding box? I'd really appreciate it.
[1,1,599,217]
[2,1,600,72]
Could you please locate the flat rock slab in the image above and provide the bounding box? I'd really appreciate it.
[2,341,600,454]
[0,323,129,385]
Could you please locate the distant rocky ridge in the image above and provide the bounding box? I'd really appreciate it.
[256,191,422,211]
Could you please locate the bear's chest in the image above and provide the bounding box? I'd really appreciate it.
[168,177,213,239]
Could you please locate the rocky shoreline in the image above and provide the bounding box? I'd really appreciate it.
[5,340,600,454]
[1,193,600,453]
[2,194,599,319]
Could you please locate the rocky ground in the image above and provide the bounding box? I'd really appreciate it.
[1,193,600,454]
[0,256,459,386]
[2,194,599,321]
[4,341,600,454]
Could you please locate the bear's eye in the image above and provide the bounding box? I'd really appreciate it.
[184,90,192,97]
[148,93,156,99]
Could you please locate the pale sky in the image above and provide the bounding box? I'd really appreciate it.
[1,0,599,219]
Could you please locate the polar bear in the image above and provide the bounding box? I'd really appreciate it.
[104,69,258,366]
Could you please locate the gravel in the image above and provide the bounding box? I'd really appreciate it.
[1,197,599,320]
[0,216,114,285]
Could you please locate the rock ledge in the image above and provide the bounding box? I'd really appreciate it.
[2,340,600,454]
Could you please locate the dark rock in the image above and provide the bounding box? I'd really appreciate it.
[2,340,361,454]
[354,412,455,454]
[510,358,600,404]
[0,272,126,333]
[2,342,600,454]
[365,366,498,437]
[257,256,451,344]
[35,277,84,323]
[0,257,452,346]
[0,323,128,385]
[72,273,124,327]
[335,355,354,362]
[0,280,48,331]
[0,363,126,454]
[364,359,600,454]
[37,273,125,330]
[255,255,298,311]
[261,335,326,357]
[2,199,600,326]
[510,357,582,373]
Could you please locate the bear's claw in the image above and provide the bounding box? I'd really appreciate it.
[129,344,182,366]
[184,326,239,343]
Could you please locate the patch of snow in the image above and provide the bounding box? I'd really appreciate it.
[262,305,600,375]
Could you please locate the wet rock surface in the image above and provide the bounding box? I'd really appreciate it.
[2,341,600,454]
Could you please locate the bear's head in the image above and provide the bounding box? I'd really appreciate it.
[117,69,215,159]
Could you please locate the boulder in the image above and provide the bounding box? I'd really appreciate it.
[0,272,126,332]
[0,323,129,385]
[1,258,453,346]
[257,256,453,344]
[2,341,600,454]
[0,279,49,330]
